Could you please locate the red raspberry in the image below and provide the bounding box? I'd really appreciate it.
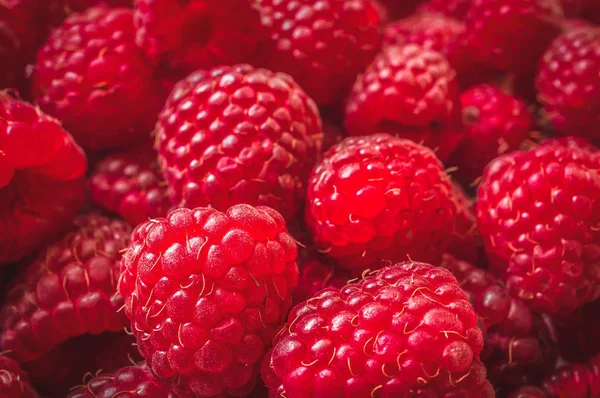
[0,91,86,265]
[441,255,558,391]
[264,262,493,397]
[344,45,462,162]
[508,386,548,397]
[418,0,473,19]
[89,143,171,226]
[541,354,600,397]
[293,256,351,306]
[476,138,600,315]
[67,362,174,398]
[554,298,600,363]
[376,0,423,19]
[255,0,380,106]
[33,6,163,150]
[581,0,600,24]
[463,0,564,74]
[0,355,37,398]
[447,183,483,265]
[155,65,322,221]
[135,0,263,78]
[449,84,533,184]
[560,0,584,17]
[0,215,132,362]
[536,26,600,143]
[306,134,459,273]
[44,0,133,27]
[118,205,299,397]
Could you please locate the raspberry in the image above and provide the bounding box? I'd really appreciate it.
[255,0,380,106]
[554,298,600,363]
[536,26,600,143]
[418,0,473,19]
[344,45,462,162]
[376,0,423,19]
[0,91,86,265]
[0,354,37,398]
[541,354,600,397]
[44,0,133,27]
[476,138,600,315]
[89,143,171,226]
[441,255,558,391]
[67,362,173,398]
[154,65,322,221]
[293,256,350,306]
[560,0,584,17]
[463,0,564,74]
[306,134,459,273]
[33,6,163,150]
[0,215,132,362]
[449,84,533,184]
[118,205,299,397]
[508,386,548,397]
[264,262,493,397]
[447,183,483,265]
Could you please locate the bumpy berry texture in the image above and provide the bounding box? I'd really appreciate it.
[463,0,564,74]
[118,205,299,397]
[67,362,173,398]
[264,262,494,397]
[536,26,600,143]
[476,138,600,315]
[419,0,473,19]
[0,354,37,398]
[155,64,322,221]
[344,45,462,162]
[44,0,133,27]
[255,0,380,106]
[449,84,533,184]
[89,144,171,226]
[306,134,458,273]
[554,298,600,363]
[541,354,600,397]
[0,215,132,362]
[134,0,263,79]
[441,255,558,390]
[447,183,482,265]
[0,91,87,265]
[33,6,163,150]
[293,256,350,306]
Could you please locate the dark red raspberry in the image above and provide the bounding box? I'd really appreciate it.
[255,0,380,106]
[541,354,600,397]
[508,386,548,397]
[0,215,132,362]
[476,138,600,315]
[447,183,483,265]
[306,134,459,274]
[581,0,600,24]
[67,362,174,398]
[118,205,299,397]
[536,26,600,143]
[463,0,564,74]
[89,143,171,226]
[554,298,600,363]
[344,45,462,162]
[264,262,493,397]
[0,354,37,398]
[376,0,423,19]
[0,91,86,265]
[33,6,163,150]
[560,0,584,17]
[44,0,133,27]
[418,0,473,19]
[320,119,347,155]
[155,65,322,221]
[293,257,350,306]
[449,84,533,184]
[441,254,558,391]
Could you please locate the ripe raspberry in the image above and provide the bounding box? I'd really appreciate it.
[255,0,380,106]
[67,362,173,398]
[441,254,558,390]
[264,262,493,397]
[0,215,132,362]
[449,84,533,184]
[33,6,163,150]
[344,45,462,162]
[89,143,171,226]
[447,183,483,265]
[0,354,37,398]
[536,26,600,143]
[44,0,133,27]
[376,0,423,19]
[554,298,600,363]
[306,134,459,274]
[155,65,322,221]
[463,0,564,74]
[476,138,600,315]
[0,91,86,265]
[541,354,600,397]
[118,205,299,397]
[293,256,350,306]
[418,0,473,19]
[135,0,263,79]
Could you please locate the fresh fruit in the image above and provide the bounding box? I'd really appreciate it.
[476,137,600,315]
[554,298,600,363]
[536,25,600,143]
[449,84,533,184]
[344,44,462,161]
[377,0,423,19]
[44,0,133,27]
[0,91,86,265]
[447,183,483,265]
[418,0,473,19]
[508,386,549,397]
[33,6,163,150]
[306,134,459,273]
[88,143,171,226]
[255,0,380,106]
[293,256,350,305]
[263,261,494,397]
[154,64,322,221]
[118,205,299,397]
[0,354,37,397]
[541,354,600,397]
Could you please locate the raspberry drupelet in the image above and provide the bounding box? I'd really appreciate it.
[118,205,299,397]
[43,0,133,27]
[263,261,494,397]
[154,64,322,221]
[0,354,37,398]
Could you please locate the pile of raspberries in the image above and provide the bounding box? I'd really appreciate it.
[1,0,600,397]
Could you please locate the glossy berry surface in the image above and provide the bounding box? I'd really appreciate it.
[541,354,600,397]
[43,0,134,27]
[0,354,37,398]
